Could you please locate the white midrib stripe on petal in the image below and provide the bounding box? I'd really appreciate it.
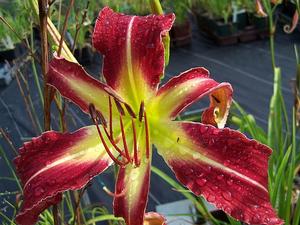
[126,16,139,104]
[160,134,268,193]
[23,145,103,190]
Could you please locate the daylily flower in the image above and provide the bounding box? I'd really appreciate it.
[14,7,283,225]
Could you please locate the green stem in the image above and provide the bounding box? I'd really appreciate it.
[30,22,44,105]
[0,145,22,190]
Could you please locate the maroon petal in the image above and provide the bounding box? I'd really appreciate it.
[113,160,151,225]
[152,121,283,225]
[48,56,123,116]
[93,7,174,107]
[151,68,232,128]
[14,126,113,225]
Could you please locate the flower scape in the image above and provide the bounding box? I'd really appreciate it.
[14,7,283,225]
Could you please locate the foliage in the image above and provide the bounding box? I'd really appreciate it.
[0,0,31,51]
[195,0,233,23]
[162,0,192,25]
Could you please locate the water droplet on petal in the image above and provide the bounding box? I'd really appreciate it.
[34,187,45,196]
[224,160,230,166]
[222,191,232,201]
[196,178,207,187]
[217,174,224,180]
[185,168,194,175]
[227,179,233,186]
[252,214,261,223]
[207,195,216,202]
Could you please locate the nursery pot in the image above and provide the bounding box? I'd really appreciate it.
[239,25,258,42]
[237,12,248,30]
[74,46,94,65]
[253,15,269,31]
[170,19,192,47]
[214,21,238,37]
[0,43,26,63]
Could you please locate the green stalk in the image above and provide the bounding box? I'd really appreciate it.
[149,0,171,69]
[85,215,124,224]
[30,22,44,105]
[283,109,297,222]
[0,145,22,191]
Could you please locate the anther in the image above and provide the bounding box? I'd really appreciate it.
[138,101,145,122]
[124,103,137,118]
[89,103,97,123]
[96,110,107,128]
[114,98,125,116]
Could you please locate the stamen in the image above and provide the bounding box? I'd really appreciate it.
[131,119,140,166]
[89,104,107,127]
[114,98,125,116]
[96,110,107,128]
[108,96,113,138]
[119,115,131,162]
[95,123,126,166]
[102,124,129,161]
[144,111,150,159]
[124,103,137,118]
[89,103,126,166]
[138,101,144,122]
[89,104,97,122]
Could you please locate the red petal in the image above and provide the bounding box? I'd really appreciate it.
[114,160,151,225]
[93,7,174,106]
[14,126,113,225]
[153,121,282,225]
[48,56,123,115]
[152,68,232,128]
[144,212,166,225]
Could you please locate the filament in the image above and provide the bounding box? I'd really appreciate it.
[144,111,150,159]
[131,118,140,166]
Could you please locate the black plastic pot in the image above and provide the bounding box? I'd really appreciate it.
[253,15,269,30]
[170,19,192,47]
[214,21,238,37]
[74,46,94,65]
[237,12,248,30]
[0,43,26,63]
[239,25,258,42]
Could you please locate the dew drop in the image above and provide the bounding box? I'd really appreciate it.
[225,207,231,214]
[217,174,224,180]
[34,187,45,196]
[227,179,233,186]
[185,168,194,175]
[207,195,216,202]
[211,185,218,191]
[196,178,207,187]
[224,160,230,166]
[252,214,261,223]
[222,191,232,201]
